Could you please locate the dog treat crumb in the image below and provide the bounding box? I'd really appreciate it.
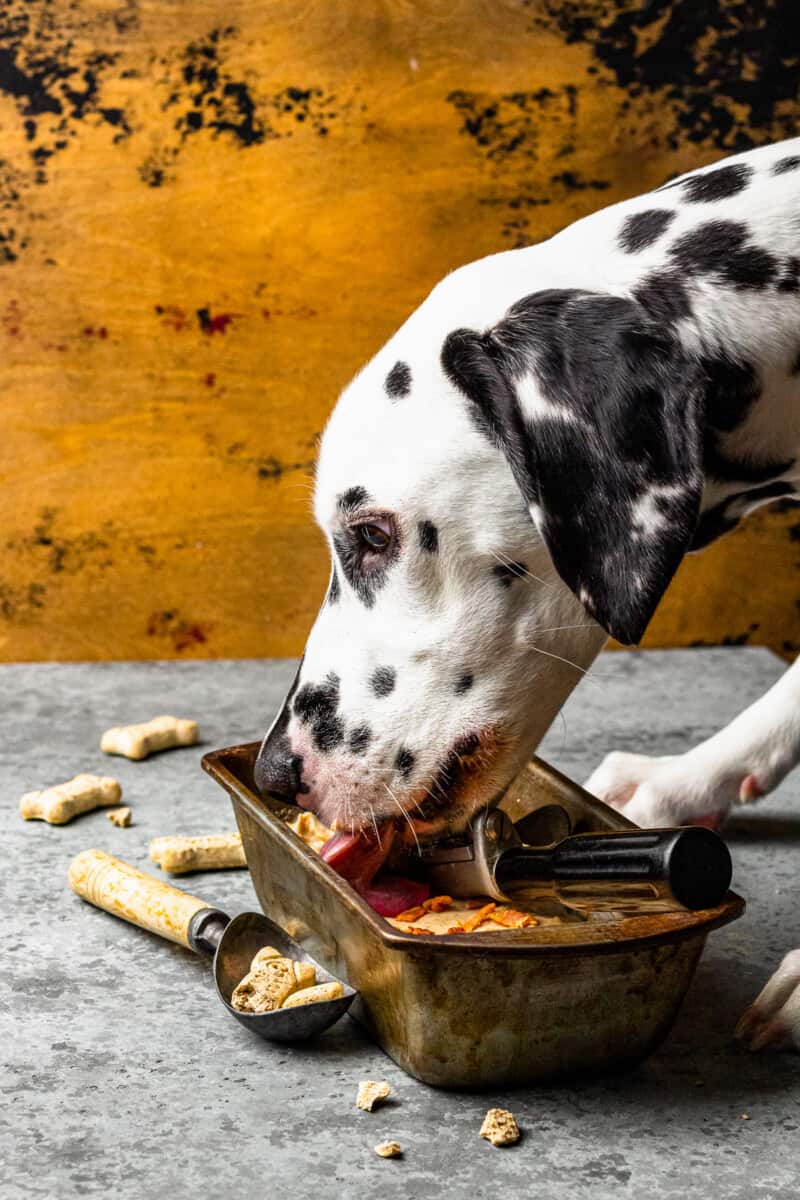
[106,806,132,827]
[101,715,198,760]
[149,833,246,874]
[250,946,283,971]
[462,903,497,933]
[231,958,316,1013]
[446,925,466,934]
[422,895,452,912]
[374,1141,402,1159]
[490,907,538,929]
[465,898,488,909]
[286,810,334,852]
[396,905,427,923]
[406,925,434,936]
[20,774,121,825]
[480,1108,520,1147]
[282,981,344,1008]
[356,1080,391,1112]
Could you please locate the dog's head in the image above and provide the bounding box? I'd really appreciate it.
[256,279,704,849]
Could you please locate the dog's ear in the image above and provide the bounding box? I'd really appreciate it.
[442,290,705,645]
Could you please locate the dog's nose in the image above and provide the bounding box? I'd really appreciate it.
[254,662,312,800]
[254,677,306,800]
[254,733,305,800]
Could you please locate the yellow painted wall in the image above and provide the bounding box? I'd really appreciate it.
[1,1,798,660]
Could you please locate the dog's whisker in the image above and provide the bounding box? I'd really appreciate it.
[528,642,591,676]
[368,804,383,848]
[383,783,421,857]
[529,623,598,634]
[489,549,548,586]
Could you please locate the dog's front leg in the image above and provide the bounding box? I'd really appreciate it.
[735,951,800,1052]
[584,654,800,829]
[587,656,800,1053]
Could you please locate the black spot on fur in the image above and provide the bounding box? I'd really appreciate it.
[701,355,761,433]
[348,724,372,755]
[682,163,752,202]
[385,361,412,399]
[454,672,474,695]
[370,666,396,697]
[700,355,792,482]
[778,257,800,293]
[395,747,415,778]
[492,561,528,588]
[692,482,797,550]
[632,272,693,326]
[773,156,800,175]
[669,220,777,289]
[337,486,369,513]
[293,672,344,752]
[327,569,340,604]
[418,520,439,553]
[618,209,676,253]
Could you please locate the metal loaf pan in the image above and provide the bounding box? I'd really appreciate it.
[203,743,744,1089]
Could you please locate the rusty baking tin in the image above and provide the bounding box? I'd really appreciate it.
[203,742,744,1088]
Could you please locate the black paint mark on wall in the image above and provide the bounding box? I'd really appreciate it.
[533,0,800,152]
[0,0,134,261]
[5,508,116,575]
[222,442,315,482]
[162,27,266,148]
[479,191,552,248]
[447,86,580,164]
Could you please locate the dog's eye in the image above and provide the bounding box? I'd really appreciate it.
[357,522,392,551]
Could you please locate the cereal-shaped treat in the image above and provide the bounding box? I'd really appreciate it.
[282,981,344,1008]
[231,959,316,1013]
[106,806,133,827]
[480,1108,520,1147]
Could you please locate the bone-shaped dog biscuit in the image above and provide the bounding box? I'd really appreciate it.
[149,833,246,874]
[20,774,121,825]
[101,715,198,760]
[231,959,317,1013]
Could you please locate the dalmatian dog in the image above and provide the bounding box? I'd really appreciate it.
[256,138,800,1050]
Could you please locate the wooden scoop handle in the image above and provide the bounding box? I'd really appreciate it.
[69,849,213,949]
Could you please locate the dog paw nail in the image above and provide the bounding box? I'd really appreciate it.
[739,773,763,804]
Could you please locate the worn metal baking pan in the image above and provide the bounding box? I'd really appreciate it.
[203,742,744,1088]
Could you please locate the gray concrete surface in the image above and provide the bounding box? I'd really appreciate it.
[2,649,798,1200]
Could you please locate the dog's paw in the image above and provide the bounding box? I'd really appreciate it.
[735,951,800,1053]
[583,749,762,828]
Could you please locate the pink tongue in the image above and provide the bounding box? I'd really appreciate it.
[320,826,429,917]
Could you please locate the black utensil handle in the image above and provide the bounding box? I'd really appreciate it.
[495,827,732,910]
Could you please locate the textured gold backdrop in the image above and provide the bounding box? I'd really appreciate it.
[0,1,798,660]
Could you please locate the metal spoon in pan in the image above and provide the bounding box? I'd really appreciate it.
[68,850,355,1041]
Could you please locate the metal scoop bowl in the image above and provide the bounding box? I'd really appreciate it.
[69,850,355,1043]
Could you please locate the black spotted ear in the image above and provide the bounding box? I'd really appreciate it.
[442,291,705,645]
